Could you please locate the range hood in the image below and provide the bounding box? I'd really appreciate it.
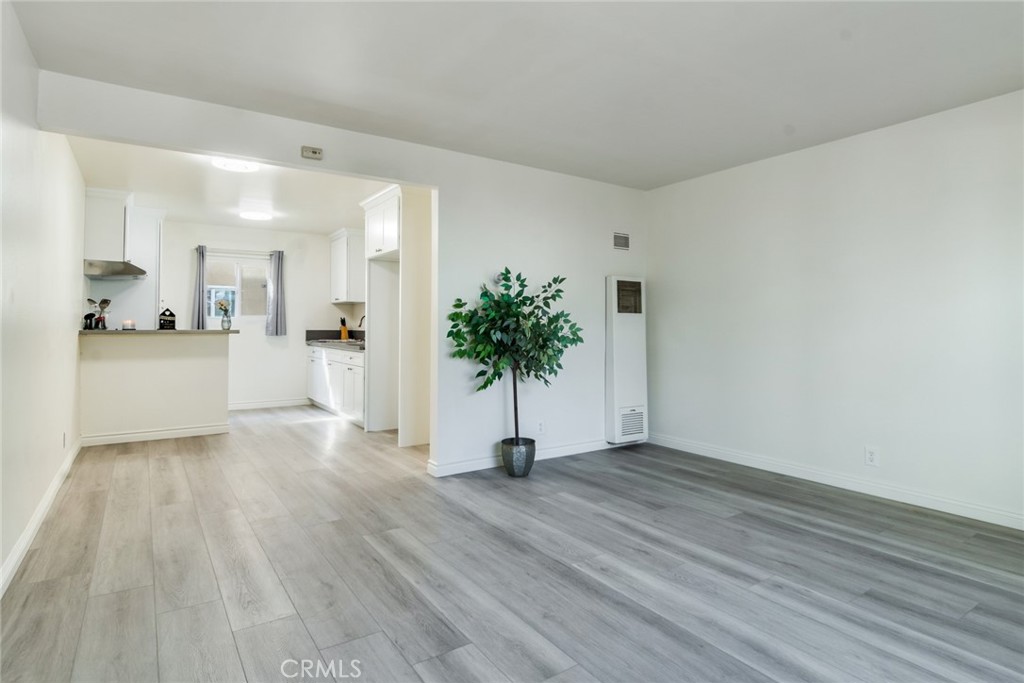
[84,259,147,280]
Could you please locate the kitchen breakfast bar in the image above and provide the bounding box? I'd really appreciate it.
[79,329,239,445]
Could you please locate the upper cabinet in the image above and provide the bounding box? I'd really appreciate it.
[360,185,401,260]
[84,189,134,262]
[330,229,366,303]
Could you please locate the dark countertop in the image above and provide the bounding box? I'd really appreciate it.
[307,339,364,352]
[80,330,240,335]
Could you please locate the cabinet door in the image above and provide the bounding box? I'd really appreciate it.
[330,236,347,302]
[338,364,364,422]
[381,196,400,253]
[307,357,317,400]
[351,366,364,417]
[347,232,366,302]
[330,233,366,303]
[340,365,356,415]
[327,361,345,413]
[84,192,128,262]
[365,206,385,258]
[308,355,329,405]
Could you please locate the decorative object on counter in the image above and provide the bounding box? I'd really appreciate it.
[122,320,136,331]
[84,298,99,329]
[447,267,584,477]
[159,308,177,330]
[216,298,232,330]
[95,298,111,330]
[340,317,349,340]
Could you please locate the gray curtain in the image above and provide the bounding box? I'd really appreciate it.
[266,250,287,336]
[191,245,207,330]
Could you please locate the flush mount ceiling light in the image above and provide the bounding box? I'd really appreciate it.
[211,157,260,173]
[239,209,273,221]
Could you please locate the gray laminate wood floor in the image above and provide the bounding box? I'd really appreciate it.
[2,405,1022,682]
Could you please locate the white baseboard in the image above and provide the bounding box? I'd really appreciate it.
[81,423,228,446]
[428,439,608,478]
[649,433,1024,530]
[229,398,310,411]
[1,439,81,596]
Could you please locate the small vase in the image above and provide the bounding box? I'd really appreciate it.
[221,315,232,330]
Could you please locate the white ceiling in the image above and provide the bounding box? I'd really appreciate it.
[66,136,389,233]
[16,2,1024,190]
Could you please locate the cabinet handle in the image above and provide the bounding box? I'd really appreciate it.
[375,248,382,253]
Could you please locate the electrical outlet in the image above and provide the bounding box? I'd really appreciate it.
[537,421,545,434]
[864,446,880,467]
[301,145,323,160]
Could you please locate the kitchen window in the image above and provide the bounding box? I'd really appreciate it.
[205,255,268,322]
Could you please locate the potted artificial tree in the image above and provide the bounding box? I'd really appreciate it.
[447,268,583,476]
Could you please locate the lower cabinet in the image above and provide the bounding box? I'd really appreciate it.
[332,361,364,421]
[307,348,329,406]
[308,347,364,426]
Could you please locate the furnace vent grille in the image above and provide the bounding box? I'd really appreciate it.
[620,410,645,437]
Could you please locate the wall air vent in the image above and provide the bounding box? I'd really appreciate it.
[613,232,630,250]
[619,408,646,437]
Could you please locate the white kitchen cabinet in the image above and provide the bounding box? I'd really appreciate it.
[361,185,401,260]
[307,347,330,407]
[380,197,400,254]
[327,360,345,412]
[308,346,364,425]
[341,365,364,418]
[329,229,365,303]
[84,189,134,262]
[329,360,364,423]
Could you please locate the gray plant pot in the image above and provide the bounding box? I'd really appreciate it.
[500,437,536,477]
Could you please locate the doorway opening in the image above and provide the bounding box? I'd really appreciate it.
[67,135,438,464]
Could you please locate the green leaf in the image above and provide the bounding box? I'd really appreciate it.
[447,272,583,429]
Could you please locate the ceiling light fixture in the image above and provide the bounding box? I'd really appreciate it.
[239,210,272,221]
[211,157,260,173]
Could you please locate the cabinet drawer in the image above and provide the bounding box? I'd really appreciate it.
[325,348,364,367]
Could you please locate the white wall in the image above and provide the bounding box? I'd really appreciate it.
[161,221,363,410]
[398,186,432,447]
[37,72,648,475]
[1,4,86,583]
[647,92,1023,528]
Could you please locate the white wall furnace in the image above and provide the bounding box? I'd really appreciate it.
[606,276,648,444]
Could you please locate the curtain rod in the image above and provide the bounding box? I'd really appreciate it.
[206,247,271,259]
